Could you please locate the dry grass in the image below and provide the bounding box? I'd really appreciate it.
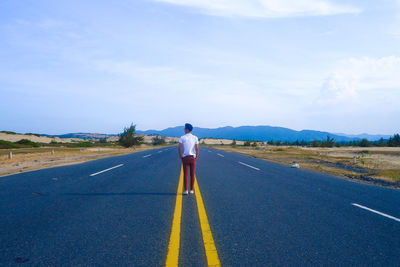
[212,145,400,186]
[0,145,171,177]
[376,170,400,182]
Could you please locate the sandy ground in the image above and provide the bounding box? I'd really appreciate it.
[301,147,400,169]
[0,133,82,143]
[200,138,245,145]
[213,145,400,187]
[140,135,179,143]
[0,132,179,144]
[0,145,171,177]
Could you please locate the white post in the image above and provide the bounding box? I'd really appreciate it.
[353,156,357,164]
[51,149,55,155]
[8,151,12,159]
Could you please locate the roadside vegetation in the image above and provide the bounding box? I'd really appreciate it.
[0,139,40,149]
[0,139,119,149]
[118,124,144,148]
[201,133,400,187]
[152,136,166,145]
[212,144,400,187]
[1,123,174,151]
[262,134,400,148]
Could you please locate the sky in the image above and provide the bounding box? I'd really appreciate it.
[1,0,399,135]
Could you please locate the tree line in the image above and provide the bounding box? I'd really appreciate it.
[259,134,400,147]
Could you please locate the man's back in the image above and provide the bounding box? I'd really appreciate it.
[179,133,199,158]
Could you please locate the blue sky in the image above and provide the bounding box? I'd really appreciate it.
[1,0,399,135]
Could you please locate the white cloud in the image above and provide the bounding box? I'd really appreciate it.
[153,0,361,18]
[89,58,292,116]
[317,56,400,104]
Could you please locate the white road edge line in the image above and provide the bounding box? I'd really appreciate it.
[217,153,224,157]
[143,154,152,158]
[352,203,400,223]
[238,161,260,171]
[90,164,124,176]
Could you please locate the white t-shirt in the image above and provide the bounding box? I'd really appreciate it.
[179,133,199,158]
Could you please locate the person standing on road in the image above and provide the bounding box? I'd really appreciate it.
[178,123,199,195]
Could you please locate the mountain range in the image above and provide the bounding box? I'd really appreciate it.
[136,126,390,142]
[36,126,391,142]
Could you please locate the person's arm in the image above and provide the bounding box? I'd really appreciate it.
[195,144,199,159]
[178,143,183,160]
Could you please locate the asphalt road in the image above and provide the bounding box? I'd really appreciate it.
[0,146,399,266]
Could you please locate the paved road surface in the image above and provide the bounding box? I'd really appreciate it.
[0,146,399,266]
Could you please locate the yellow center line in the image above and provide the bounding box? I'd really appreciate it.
[165,166,184,267]
[194,176,221,267]
[165,167,221,267]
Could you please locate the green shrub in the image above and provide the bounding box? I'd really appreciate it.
[0,140,17,149]
[119,124,143,148]
[152,136,166,146]
[358,139,371,147]
[73,141,94,147]
[320,136,335,147]
[388,134,400,147]
[15,139,40,147]
[311,140,320,147]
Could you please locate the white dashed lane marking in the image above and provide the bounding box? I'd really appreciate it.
[238,161,260,171]
[352,203,400,222]
[90,164,124,176]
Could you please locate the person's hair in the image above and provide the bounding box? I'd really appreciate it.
[185,123,193,132]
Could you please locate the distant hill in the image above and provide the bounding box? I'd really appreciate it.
[137,126,362,142]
